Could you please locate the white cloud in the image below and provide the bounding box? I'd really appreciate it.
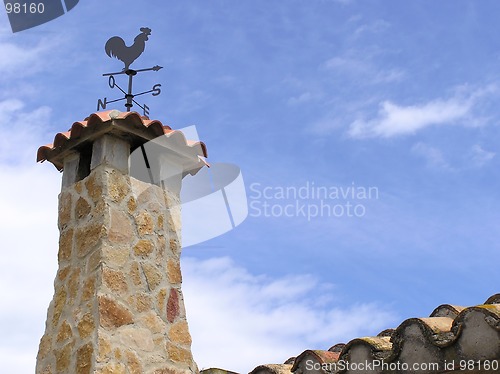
[411,143,495,170]
[411,142,450,170]
[353,20,390,37]
[372,69,406,84]
[0,99,52,164]
[347,85,499,138]
[183,257,397,373]
[0,99,60,374]
[0,26,63,80]
[349,97,472,138]
[287,92,314,105]
[0,40,47,71]
[469,144,495,167]
[324,56,363,71]
[323,56,405,85]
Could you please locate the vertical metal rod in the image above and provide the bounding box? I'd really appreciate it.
[140,144,155,184]
[125,70,136,111]
[111,69,154,184]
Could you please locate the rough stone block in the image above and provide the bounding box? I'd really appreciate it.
[168,321,192,346]
[76,342,93,374]
[102,245,130,267]
[84,172,103,204]
[129,261,143,288]
[56,320,73,343]
[55,342,73,372]
[102,267,128,293]
[108,170,130,203]
[128,293,153,313]
[167,289,180,323]
[52,288,67,327]
[109,209,133,243]
[75,224,104,257]
[143,263,163,290]
[99,296,133,329]
[37,334,51,360]
[125,350,142,374]
[118,327,155,352]
[97,335,112,362]
[81,276,96,302]
[75,197,91,220]
[58,228,73,263]
[167,260,182,284]
[135,212,155,236]
[134,239,154,257]
[141,311,167,334]
[166,343,192,364]
[98,362,126,374]
[58,192,72,229]
[68,268,81,301]
[77,313,95,339]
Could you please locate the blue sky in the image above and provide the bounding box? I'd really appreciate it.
[1,0,500,372]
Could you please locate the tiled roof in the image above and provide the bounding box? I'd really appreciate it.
[209,293,500,373]
[37,110,208,171]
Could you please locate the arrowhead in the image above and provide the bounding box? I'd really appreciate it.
[153,65,163,71]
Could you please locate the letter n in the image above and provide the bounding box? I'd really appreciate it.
[97,98,108,111]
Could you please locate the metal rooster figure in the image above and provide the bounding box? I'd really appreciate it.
[97,27,162,117]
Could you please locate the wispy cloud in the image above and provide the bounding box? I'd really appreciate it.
[348,93,478,139]
[0,99,52,164]
[287,91,316,105]
[0,27,59,78]
[353,19,390,37]
[324,56,406,84]
[324,56,405,85]
[411,142,495,170]
[411,142,451,170]
[372,68,406,84]
[469,144,495,167]
[183,257,397,372]
[346,85,499,138]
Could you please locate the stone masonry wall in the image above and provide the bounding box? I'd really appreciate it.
[36,164,198,374]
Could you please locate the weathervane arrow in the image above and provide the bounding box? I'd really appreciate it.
[97,27,163,117]
[102,65,163,77]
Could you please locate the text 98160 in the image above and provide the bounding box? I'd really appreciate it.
[5,2,45,14]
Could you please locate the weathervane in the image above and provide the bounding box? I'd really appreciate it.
[97,27,162,116]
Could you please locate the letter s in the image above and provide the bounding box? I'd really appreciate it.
[152,84,162,96]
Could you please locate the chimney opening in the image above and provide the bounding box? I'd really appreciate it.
[77,143,93,181]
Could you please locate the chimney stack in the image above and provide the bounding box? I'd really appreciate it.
[36,110,207,374]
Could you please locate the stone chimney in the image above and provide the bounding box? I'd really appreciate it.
[35,110,208,374]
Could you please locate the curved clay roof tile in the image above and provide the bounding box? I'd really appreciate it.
[37,110,207,171]
[485,293,500,305]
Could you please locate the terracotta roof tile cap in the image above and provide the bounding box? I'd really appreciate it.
[485,293,500,305]
[343,336,392,353]
[37,110,207,171]
[377,328,395,338]
[328,343,346,352]
[430,304,467,318]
